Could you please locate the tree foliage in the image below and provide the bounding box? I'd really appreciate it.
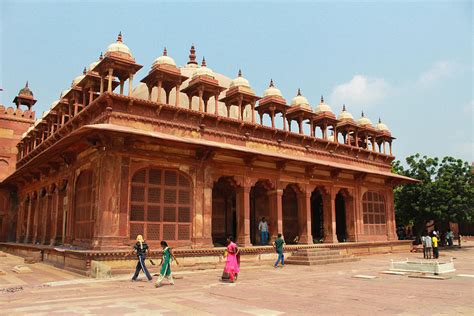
[392,154,474,235]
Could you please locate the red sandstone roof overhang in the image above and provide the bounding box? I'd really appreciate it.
[2,123,418,186]
[85,124,417,184]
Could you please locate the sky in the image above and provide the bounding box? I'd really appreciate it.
[0,0,472,163]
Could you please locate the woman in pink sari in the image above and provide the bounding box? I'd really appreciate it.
[222,236,240,283]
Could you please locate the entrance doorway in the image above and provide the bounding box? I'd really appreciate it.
[250,180,271,245]
[335,192,347,242]
[311,189,324,242]
[212,177,237,246]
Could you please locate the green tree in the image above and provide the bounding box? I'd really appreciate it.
[393,154,474,238]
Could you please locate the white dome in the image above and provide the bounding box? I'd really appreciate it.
[229,70,250,88]
[337,105,354,121]
[290,89,311,110]
[375,118,390,132]
[88,60,100,72]
[315,96,333,114]
[192,57,215,79]
[357,112,373,126]
[105,32,133,58]
[152,48,176,67]
[263,79,283,97]
[60,89,70,99]
[71,74,85,87]
[50,100,59,109]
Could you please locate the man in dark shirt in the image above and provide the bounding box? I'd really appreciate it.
[273,233,285,268]
[130,235,153,281]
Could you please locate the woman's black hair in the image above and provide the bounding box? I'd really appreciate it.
[227,235,234,242]
[160,240,168,247]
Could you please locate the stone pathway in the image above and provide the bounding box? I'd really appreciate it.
[1,244,473,315]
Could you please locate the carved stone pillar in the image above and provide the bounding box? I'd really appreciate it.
[236,185,252,247]
[24,198,33,243]
[156,80,162,103]
[323,189,338,243]
[193,166,213,247]
[41,192,51,244]
[128,74,134,96]
[16,199,24,243]
[175,84,181,107]
[386,189,397,241]
[107,68,113,93]
[32,194,41,244]
[50,187,60,245]
[268,189,283,242]
[344,193,356,242]
[297,189,313,244]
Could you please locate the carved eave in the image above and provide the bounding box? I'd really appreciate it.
[312,111,338,125]
[77,72,119,91]
[286,105,314,120]
[94,55,143,81]
[13,94,37,108]
[181,76,226,96]
[336,119,359,130]
[219,87,261,104]
[141,65,188,91]
[256,95,288,112]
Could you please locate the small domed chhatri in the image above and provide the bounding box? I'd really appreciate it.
[262,79,283,98]
[18,81,33,97]
[357,111,373,127]
[337,104,354,121]
[229,69,250,88]
[87,53,103,72]
[152,47,177,67]
[376,118,391,134]
[105,32,134,59]
[71,67,87,87]
[314,96,334,114]
[290,88,311,110]
[192,57,215,79]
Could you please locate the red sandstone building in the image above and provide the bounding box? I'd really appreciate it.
[0,33,415,252]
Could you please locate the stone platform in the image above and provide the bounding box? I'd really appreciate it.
[0,240,411,277]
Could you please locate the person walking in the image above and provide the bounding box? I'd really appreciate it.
[155,241,179,287]
[222,236,240,283]
[446,229,454,247]
[258,217,269,245]
[432,232,439,259]
[273,233,285,268]
[129,235,153,282]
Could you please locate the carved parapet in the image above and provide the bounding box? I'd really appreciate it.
[0,105,35,120]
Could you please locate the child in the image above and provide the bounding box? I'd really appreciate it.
[129,235,153,281]
[273,233,285,268]
[155,241,179,287]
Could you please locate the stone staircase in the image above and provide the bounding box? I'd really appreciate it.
[285,248,360,266]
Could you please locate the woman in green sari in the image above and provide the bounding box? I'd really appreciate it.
[155,240,179,287]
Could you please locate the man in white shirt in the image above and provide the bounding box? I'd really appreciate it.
[258,217,269,245]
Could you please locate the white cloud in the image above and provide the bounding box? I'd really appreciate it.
[329,75,390,109]
[417,60,458,86]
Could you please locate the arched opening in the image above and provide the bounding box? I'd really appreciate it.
[335,191,347,242]
[311,189,324,242]
[74,170,95,241]
[129,167,192,244]
[212,177,237,246]
[282,184,299,243]
[250,180,272,245]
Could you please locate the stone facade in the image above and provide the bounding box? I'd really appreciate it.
[0,34,415,250]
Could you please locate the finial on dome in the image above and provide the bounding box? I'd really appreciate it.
[378,117,382,123]
[99,52,103,60]
[163,47,167,56]
[117,31,123,42]
[297,88,302,96]
[361,111,365,117]
[342,104,346,111]
[201,57,206,67]
[321,95,324,102]
[269,79,274,87]
[83,67,87,75]
[238,69,242,77]
[188,44,197,65]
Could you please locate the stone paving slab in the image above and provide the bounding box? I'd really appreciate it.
[0,243,474,315]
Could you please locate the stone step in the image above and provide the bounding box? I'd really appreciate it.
[285,257,359,266]
[291,250,342,256]
[288,254,352,261]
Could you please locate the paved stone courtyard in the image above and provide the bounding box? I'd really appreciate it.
[1,244,473,315]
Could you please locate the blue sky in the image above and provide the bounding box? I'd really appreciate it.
[1,0,472,163]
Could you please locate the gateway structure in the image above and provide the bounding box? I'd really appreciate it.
[0,33,415,251]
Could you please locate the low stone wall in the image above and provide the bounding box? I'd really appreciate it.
[0,240,412,277]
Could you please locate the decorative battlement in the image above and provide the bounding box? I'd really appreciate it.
[0,105,35,121]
